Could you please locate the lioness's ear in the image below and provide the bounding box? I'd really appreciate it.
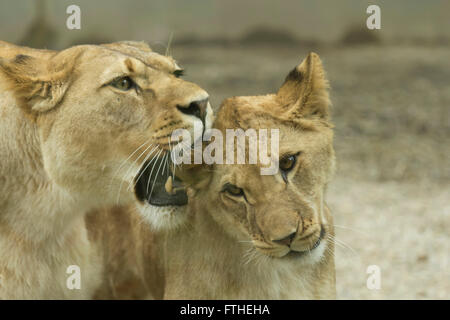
[277,52,330,119]
[0,54,73,119]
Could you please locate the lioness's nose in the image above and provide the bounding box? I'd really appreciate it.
[177,98,208,123]
[272,231,296,246]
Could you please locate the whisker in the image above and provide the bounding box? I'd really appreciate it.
[145,149,164,195]
[165,31,174,57]
[328,234,358,256]
[108,140,150,192]
[169,138,176,182]
[124,142,155,178]
[332,224,369,237]
[242,247,258,266]
[116,142,154,205]
[334,238,358,256]
[161,151,169,180]
[148,152,168,201]
[127,145,159,191]
[113,140,150,179]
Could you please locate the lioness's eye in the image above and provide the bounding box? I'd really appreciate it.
[279,154,297,172]
[222,183,244,197]
[110,76,135,91]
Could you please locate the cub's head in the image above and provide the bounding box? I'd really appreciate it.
[192,53,335,264]
[0,41,213,228]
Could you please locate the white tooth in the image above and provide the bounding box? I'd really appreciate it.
[165,176,173,194]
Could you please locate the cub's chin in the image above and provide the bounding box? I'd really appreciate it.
[133,155,190,230]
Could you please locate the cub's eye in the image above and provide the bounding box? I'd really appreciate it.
[279,154,297,172]
[110,76,135,91]
[222,183,244,197]
[173,69,184,78]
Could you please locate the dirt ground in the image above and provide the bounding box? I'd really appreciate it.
[171,44,450,299]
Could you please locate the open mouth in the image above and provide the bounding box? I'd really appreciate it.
[134,155,188,207]
[285,226,326,259]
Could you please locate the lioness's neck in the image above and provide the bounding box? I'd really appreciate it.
[0,86,86,245]
[163,202,335,299]
[0,85,101,299]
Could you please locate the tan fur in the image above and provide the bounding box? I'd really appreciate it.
[161,52,336,299]
[0,40,210,299]
[86,206,166,299]
[90,53,336,299]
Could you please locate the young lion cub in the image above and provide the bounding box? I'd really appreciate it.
[159,52,336,299]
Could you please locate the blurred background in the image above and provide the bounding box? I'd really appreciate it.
[0,0,448,299]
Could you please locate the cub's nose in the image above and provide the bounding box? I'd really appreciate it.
[177,98,208,123]
[272,231,296,246]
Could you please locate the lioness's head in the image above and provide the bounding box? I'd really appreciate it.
[190,53,335,264]
[0,41,213,228]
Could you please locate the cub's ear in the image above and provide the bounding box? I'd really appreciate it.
[277,52,330,120]
[0,54,73,119]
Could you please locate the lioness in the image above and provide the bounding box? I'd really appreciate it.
[0,40,212,299]
[91,52,336,299]
[158,52,336,299]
